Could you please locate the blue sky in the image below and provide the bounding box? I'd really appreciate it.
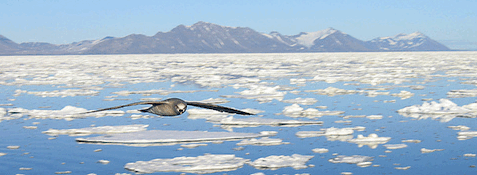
[1,0,476,50]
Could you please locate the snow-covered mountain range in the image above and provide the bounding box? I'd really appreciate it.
[0,21,450,55]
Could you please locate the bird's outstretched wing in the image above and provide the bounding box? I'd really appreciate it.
[81,101,166,114]
[186,101,254,115]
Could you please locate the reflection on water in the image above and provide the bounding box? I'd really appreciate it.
[1,52,477,174]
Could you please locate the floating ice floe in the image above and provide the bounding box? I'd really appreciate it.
[402,139,422,143]
[391,90,414,99]
[247,154,314,170]
[216,117,322,131]
[113,89,217,96]
[305,87,361,96]
[14,89,99,97]
[464,153,476,157]
[187,108,261,122]
[420,148,444,153]
[282,98,318,105]
[312,148,329,153]
[348,134,391,149]
[457,131,477,140]
[296,127,364,142]
[281,104,344,118]
[395,166,411,170]
[366,115,383,120]
[222,85,286,103]
[305,87,391,97]
[448,125,470,131]
[76,130,274,146]
[42,124,148,136]
[397,99,477,122]
[236,137,289,146]
[447,89,477,98]
[383,144,408,150]
[1,108,24,122]
[6,106,124,121]
[328,155,374,167]
[124,154,249,174]
[296,127,363,138]
[180,143,208,148]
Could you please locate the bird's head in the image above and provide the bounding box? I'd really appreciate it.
[175,102,187,114]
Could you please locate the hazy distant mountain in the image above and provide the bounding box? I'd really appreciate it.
[365,32,450,51]
[0,21,451,55]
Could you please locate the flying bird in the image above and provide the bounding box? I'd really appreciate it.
[82,98,254,116]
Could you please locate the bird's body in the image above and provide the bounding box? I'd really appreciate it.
[83,98,253,116]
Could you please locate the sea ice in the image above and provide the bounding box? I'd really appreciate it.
[402,139,422,143]
[124,154,249,174]
[457,131,477,140]
[391,90,414,99]
[236,137,289,146]
[312,148,329,153]
[42,124,148,136]
[383,144,408,149]
[112,89,216,96]
[14,89,99,97]
[6,106,124,121]
[180,143,208,148]
[281,104,344,118]
[222,85,286,103]
[76,130,274,146]
[247,154,314,170]
[305,87,361,96]
[397,99,477,122]
[328,155,374,166]
[395,166,411,170]
[420,148,444,153]
[366,115,383,120]
[216,117,322,131]
[296,127,354,138]
[448,125,470,130]
[282,98,318,105]
[348,134,391,149]
[447,89,477,98]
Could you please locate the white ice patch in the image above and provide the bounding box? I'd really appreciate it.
[124,154,249,174]
[14,89,99,97]
[222,85,286,103]
[247,154,314,170]
[6,106,124,121]
[420,148,444,153]
[448,89,477,98]
[348,134,391,149]
[42,124,148,136]
[448,125,470,131]
[457,131,477,140]
[296,127,363,142]
[398,99,477,122]
[391,90,414,99]
[306,87,360,96]
[306,87,391,97]
[112,89,217,96]
[328,155,374,167]
[236,137,289,146]
[281,104,344,118]
[296,127,356,138]
[216,117,322,131]
[383,144,408,150]
[76,130,274,146]
[282,98,318,105]
[312,148,329,153]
